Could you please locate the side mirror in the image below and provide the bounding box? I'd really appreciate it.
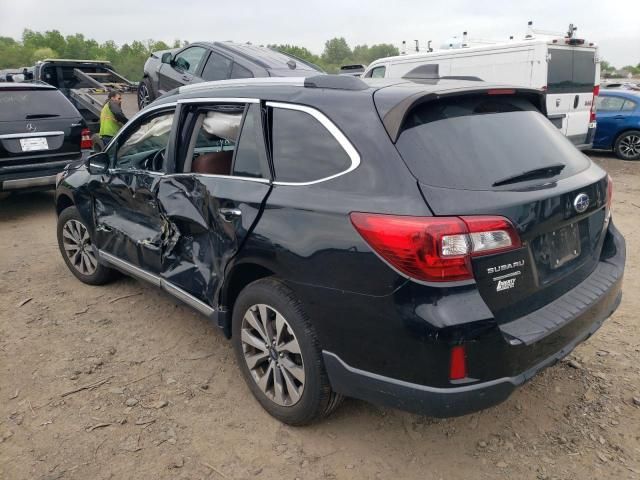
[161,52,173,65]
[87,152,109,174]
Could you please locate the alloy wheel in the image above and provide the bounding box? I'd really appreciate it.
[619,134,640,159]
[240,304,305,406]
[62,219,97,276]
[138,84,150,108]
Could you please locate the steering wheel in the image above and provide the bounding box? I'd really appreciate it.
[150,149,165,172]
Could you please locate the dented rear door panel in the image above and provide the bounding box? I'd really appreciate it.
[156,174,271,305]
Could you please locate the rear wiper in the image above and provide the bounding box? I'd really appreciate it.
[25,113,60,119]
[492,163,565,187]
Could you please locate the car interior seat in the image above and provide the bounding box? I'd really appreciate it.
[191,150,233,175]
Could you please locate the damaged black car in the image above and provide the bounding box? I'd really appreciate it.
[55,75,625,425]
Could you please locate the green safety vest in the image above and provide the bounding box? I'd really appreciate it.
[99,102,122,137]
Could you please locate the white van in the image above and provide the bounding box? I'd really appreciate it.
[363,33,600,149]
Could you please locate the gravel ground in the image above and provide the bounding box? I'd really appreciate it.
[1,152,639,480]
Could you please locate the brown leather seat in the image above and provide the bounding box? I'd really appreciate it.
[191,151,233,175]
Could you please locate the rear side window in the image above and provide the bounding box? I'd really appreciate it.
[201,52,233,81]
[231,63,253,79]
[270,107,351,183]
[547,49,596,93]
[596,96,625,111]
[0,89,79,121]
[396,94,590,191]
[622,99,638,111]
[233,104,267,178]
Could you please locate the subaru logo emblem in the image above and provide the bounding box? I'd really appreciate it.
[573,193,590,213]
[26,123,36,132]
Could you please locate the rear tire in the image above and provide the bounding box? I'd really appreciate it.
[137,77,154,110]
[57,206,116,285]
[614,130,640,160]
[231,278,343,425]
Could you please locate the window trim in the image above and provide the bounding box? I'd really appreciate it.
[266,101,361,186]
[172,97,271,183]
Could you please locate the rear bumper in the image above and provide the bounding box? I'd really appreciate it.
[0,155,81,191]
[324,223,625,417]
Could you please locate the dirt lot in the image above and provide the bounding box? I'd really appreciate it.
[1,153,639,480]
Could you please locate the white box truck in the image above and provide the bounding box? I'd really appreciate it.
[362,25,600,149]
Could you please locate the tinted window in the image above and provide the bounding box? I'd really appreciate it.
[271,108,351,183]
[233,104,266,178]
[174,47,207,75]
[201,52,233,81]
[548,48,596,93]
[0,89,79,121]
[115,111,174,170]
[396,95,590,191]
[231,63,253,79]
[622,99,638,111]
[596,96,625,111]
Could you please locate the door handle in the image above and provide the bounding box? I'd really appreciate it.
[182,74,191,82]
[219,208,242,221]
[573,95,579,109]
[613,115,625,119]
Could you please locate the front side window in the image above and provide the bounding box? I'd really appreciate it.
[201,52,233,81]
[174,47,207,75]
[270,107,351,183]
[114,111,175,171]
[596,96,625,112]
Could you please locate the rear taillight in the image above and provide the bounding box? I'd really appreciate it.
[590,85,600,123]
[81,128,92,149]
[350,213,521,282]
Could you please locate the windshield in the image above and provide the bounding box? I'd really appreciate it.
[395,94,590,190]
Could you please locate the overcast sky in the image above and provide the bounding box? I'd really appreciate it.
[1,0,639,67]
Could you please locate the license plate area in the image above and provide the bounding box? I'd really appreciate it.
[19,137,49,152]
[543,223,581,269]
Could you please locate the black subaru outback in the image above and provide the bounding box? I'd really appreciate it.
[55,75,625,425]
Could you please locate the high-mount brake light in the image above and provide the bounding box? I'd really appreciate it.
[350,213,521,282]
[487,89,516,95]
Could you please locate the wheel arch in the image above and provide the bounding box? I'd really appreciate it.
[220,261,275,338]
[56,193,74,216]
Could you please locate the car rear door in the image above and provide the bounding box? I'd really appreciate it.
[158,46,208,93]
[155,100,272,307]
[546,47,597,143]
[391,92,610,324]
[594,95,627,147]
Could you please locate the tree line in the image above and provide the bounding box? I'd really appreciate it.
[0,30,398,80]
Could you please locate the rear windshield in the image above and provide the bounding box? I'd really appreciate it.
[0,89,79,121]
[547,48,596,93]
[395,94,590,191]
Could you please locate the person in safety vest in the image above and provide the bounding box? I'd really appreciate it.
[99,90,128,146]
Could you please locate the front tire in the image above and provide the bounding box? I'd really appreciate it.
[614,130,640,160]
[57,206,116,285]
[232,278,342,425]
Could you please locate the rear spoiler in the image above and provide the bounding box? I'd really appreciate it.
[381,86,547,143]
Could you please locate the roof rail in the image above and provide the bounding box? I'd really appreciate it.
[303,75,368,90]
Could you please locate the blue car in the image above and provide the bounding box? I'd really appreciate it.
[594,90,640,160]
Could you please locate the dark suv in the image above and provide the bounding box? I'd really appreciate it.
[1,82,85,192]
[138,41,323,109]
[55,75,625,425]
